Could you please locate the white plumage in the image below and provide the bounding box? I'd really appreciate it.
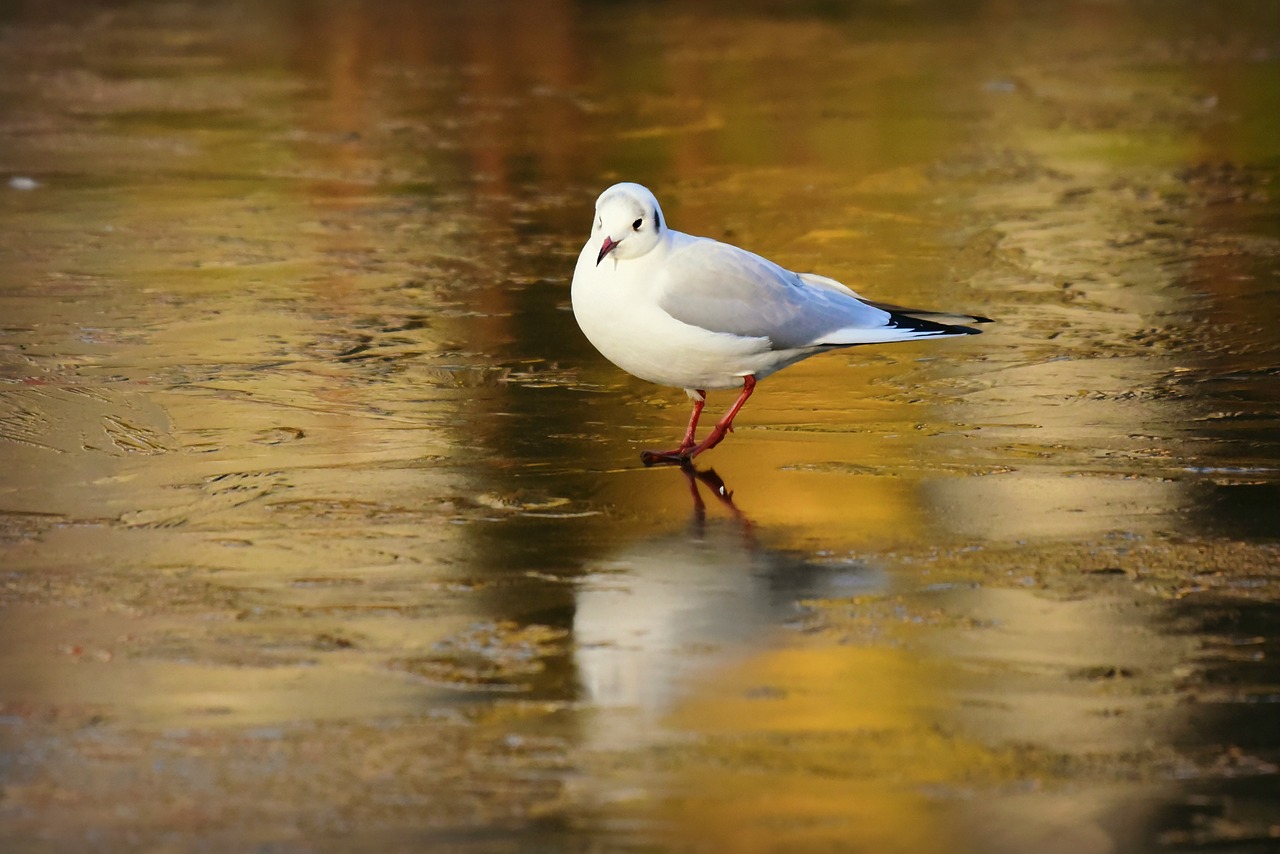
[570,182,987,464]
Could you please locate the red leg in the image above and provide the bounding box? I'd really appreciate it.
[685,375,755,460]
[677,392,706,450]
[641,376,756,466]
[640,391,705,465]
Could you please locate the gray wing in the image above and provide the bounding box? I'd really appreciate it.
[655,239,890,350]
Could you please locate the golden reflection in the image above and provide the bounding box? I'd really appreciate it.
[572,466,999,852]
[582,356,946,551]
[658,644,996,854]
[573,464,882,722]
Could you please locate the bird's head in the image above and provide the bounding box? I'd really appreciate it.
[590,182,665,266]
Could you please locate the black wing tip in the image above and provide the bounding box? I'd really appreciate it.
[937,323,984,336]
[887,311,989,336]
[864,298,994,333]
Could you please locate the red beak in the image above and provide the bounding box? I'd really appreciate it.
[596,236,619,266]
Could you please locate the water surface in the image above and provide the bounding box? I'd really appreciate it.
[1,1,1277,851]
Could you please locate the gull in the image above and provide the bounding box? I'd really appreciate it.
[571,182,989,465]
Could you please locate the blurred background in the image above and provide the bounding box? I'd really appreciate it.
[0,1,1277,851]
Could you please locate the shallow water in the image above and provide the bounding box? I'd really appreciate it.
[1,1,1278,851]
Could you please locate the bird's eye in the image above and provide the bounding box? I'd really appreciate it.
[633,218,643,230]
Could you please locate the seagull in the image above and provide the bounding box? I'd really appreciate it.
[571,182,990,466]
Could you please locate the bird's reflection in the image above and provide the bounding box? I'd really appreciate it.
[572,465,881,746]
[680,464,753,533]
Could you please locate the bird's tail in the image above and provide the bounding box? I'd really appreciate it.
[858,299,991,337]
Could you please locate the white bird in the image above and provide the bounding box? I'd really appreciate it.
[571,182,989,465]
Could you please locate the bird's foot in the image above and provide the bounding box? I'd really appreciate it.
[640,447,694,467]
[641,426,733,466]
[639,377,754,467]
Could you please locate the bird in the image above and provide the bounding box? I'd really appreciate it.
[570,182,990,466]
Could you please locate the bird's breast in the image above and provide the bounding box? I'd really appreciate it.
[571,258,787,391]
